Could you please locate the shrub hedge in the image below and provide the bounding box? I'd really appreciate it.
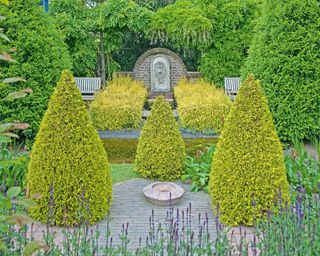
[135,96,186,180]
[90,76,147,130]
[27,70,112,225]
[199,0,260,87]
[241,0,320,142]
[0,0,71,141]
[209,75,289,226]
[174,79,232,133]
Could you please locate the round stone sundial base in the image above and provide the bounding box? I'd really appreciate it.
[143,182,184,206]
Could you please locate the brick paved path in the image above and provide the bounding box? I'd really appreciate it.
[28,179,218,252]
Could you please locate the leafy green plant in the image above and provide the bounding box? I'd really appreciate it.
[181,144,215,192]
[0,186,38,254]
[0,148,29,193]
[242,0,320,142]
[285,141,320,194]
[0,0,71,141]
[50,0,97,77]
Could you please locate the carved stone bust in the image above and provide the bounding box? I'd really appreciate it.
[151,55,170,92]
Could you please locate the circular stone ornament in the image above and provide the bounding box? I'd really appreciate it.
[143,182,184,206]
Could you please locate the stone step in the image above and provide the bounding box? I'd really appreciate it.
[147,98,175,109]
[142,109,178,119]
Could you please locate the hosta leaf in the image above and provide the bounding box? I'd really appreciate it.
[2,77,26,84]
[7,186,21,198]
[2,91,27,101]
[18,199,37,208]
[0,52,17,63]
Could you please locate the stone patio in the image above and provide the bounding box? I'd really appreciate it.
[28,179,219,252]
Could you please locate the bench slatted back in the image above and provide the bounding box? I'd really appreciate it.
[75,77,101,100]
[224,77,240,98]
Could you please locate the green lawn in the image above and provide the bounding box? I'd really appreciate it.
[110,164,140,184]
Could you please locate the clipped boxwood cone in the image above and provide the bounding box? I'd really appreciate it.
[135,96,186,180]
[27,70,112,225]
[209,75,289,226]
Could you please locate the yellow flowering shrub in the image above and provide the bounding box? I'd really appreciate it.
[174,79,232,133]
[90,76,147,130]
[209,75,290,226]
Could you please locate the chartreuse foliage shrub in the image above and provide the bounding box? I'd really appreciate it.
[27,70,112,226]
[242,0,320,142]
[174,79,232,133]
[135,97,186,180]
[90,76,147,130]
[0,0,71,141]
[209,75,289,226]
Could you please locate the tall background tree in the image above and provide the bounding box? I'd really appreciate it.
[151,0,262,86]
[199,0,261,86]
[0,0,71,141]
[242,0,320,141]
[51,0,152,85]
[50,0,97,77]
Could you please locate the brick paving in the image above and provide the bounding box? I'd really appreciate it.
[28,179,218,252]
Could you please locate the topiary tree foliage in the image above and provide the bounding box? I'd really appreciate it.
[209,75,289,226]
[27,70,112,226]
[241,0,320,142]
[0,0,71,141]
[135,96,186,180]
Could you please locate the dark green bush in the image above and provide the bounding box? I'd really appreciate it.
[27,70,112,225]
[209,75,289,226]
[50,0,97,77]
[0,0,71,141]
[135,96,186,180]
[242,0,320,141]
[199,0,260,87]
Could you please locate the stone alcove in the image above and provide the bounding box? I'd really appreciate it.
[117,48,201,106]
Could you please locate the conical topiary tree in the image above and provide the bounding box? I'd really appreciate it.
[209,75,289,226]
[27,70,112,225]
[135,96,186,180]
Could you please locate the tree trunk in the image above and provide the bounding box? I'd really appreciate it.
[99,32,106,87]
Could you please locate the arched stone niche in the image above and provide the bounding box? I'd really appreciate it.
[133,48,188,93]
[151,55,170,92]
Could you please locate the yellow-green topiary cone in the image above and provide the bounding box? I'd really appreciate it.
[27,70,112,226]
[209,75,289,226]
[135,96,186,180]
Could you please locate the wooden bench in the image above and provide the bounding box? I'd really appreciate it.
[75,77,101,101]
[224,77,240,100]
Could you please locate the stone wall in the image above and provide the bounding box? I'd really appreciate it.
[133,48,188,90]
